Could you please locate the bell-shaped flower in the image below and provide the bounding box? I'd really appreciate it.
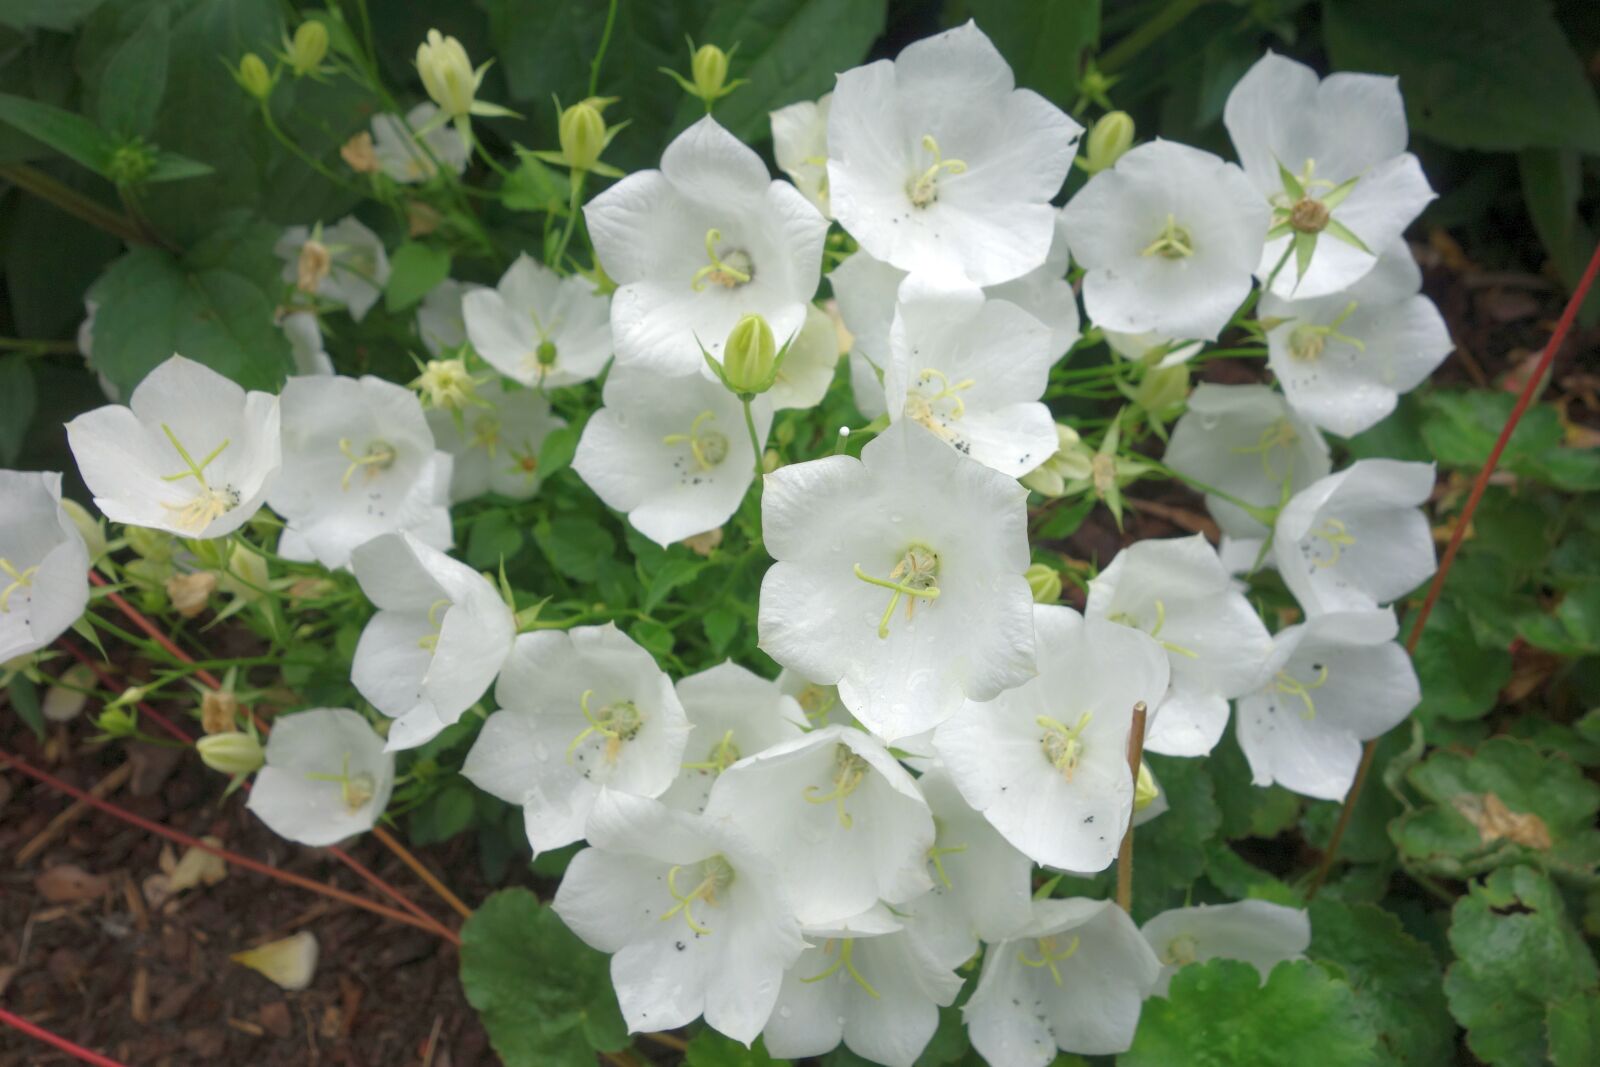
[1224,52,1435,299]
[0,471,89,662]
[574,364,771,547]
[66,355,280,539]
[703,724,935,926]
[1274,459,1436,616]
[1086,535,1272,757]
[279,310,335,376]
[828,21,1081,287]
[1261,240,1452,436]
[1237,608,1420,800]
[901,765,1034,971]
[1061,140,1268,342]
[349,532,514,751]
[417,278,474,356]
[552,790,806,1043]
[771,303,841,412]
[275,216,390,321]
[425,379,565,503]
[770,93,832,217]
[777,669,863,731]
[762,905,963,1067]
[1163,383,1331,540]
[883,274,1058,478]
[934,606,1168,871]
[268,375,453,569]
[371,103,469,184]
[462,253,611,388]
[758,419,1035,742]
[462,625,690,853]
[585,115,827,377]
[965,897,1161,1063]
[246,707,394,847]
[1141,900,1310,996]
[659,661,807,814]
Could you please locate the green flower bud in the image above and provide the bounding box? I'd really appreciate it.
[1084,111,1134,175]
[289,21,329,77]
[107,139,157,185]
[1131,363,1191,420]
[720,313,779,395]
[197,731,266,776]
[237,52,274,101]
[692,43,730,102]
[1134,760,1159,812]
[1025,563,1062,604]
[558,100,607,172]
[125,525,176,564]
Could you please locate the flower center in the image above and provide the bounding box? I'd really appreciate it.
[853,543,941,639]
[1161,933,1198,966]
[801,938,881,999]
[1140,213,1195,259]
[469,415,501,455]
[411,358,482,410]
[796,682,838,726]
[339,437,398,490]
[1020,933,1081,987]
[690,228,754,291]
[1108,599,1199,659]
[1229,417,1300,481]
[505,445,540,484]
[0,557,39,613]
[416,597,451,651]
[1287,301,1365,362]
[659,853,735,935]
[566,689,645,765]
[927,826,969,891]
[1305,517,1355,569]
[1289,197,1330,234]
[903,368,975,438]
[304,752,377,812]
[907,134,966,208]
[1274,662,1329,720]
[158,423,239,532]
[663,410,730,471]
[802,743,871,828]
[681,729,741,774]
[1037,712,1093,781]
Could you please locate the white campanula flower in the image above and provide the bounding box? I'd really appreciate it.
[883,274,1058,478]
[425,379,566,503]
[659,661,806,814]
[278,310,335,376]
[771,303,841,412]
[1225,52,1435,299]
[934,606,1168,872]
[1262,240,1452,437]
[573,364,771,547]
[770,92,832,217]
[1086,535,1272,757]
[462,253,611,388]
[762,905,963,1067]
[371,103,469,184]
[776,668,862,732]
[1237,608,1420,800]
[1141,900,1310,996]
[1163,383,1330,541]
[828,21,1081,287]
[758,419,1036,742]
[901,765,1034,972]
[1061,140,1267,342]
[349,532,514,751]
[585,115,827,377]
[275,216,391,322]
[246,707,394,847]
[1274,459,1436,617]
[267,375,453,570]
[553,790,806,1043]
[66,355,281,539]
[704,724,935,926]
[965,898,1161,1063]
[462,625,690,853]
[0,471,89,662]
[417,278,475,357]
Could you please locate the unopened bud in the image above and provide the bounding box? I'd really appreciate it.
[1133,760,1160,812]
[166,572,217,619]
[1131,363,1191,420]
[288,21,329,77]
[558,101,607,171]
[237,53,273,101]
[1024,563,1062,604]
[197,731,265,776]
[692,43,731,101]
[410,358,480,411]
[1084,111,1134,175]
[720,313,778,395]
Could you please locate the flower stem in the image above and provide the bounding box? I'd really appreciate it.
[1115,701,1148,912]
[741,395,764,484]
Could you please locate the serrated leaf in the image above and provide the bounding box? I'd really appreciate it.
[702,606,740,653]
[533,515,616,582]
[537,424,580,478]
[643,557,706,613]
[1126,754,1223,920]
[460,888,629,1066]
[1409,597,1510,723]
[685,1031,788,1066]
[467,510,526,571]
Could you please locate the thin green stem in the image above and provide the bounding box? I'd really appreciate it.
[1143,458,1277,527]
[259,101,362,193]
[1099,0,1210,74]
[552,168,588,270]
[589,0,620,98]
[741,395,765,484]
[0,337,78,356]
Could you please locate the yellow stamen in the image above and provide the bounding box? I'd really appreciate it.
[689,229,753,290]
[853,544,940,639]
[801,938,881,999]
[1019,934,1081,987]
[339,437,398,490]
[0,557,39,613]
[304,752,377,811]
[802,743,870,828]
[663,410,730,471]
[1140,213,1195,259]
[565,688,644,765]
[659,854,735,936]
[1308,517,1356,568]
[907,134,967,207]
[1037,712,1092,780]
[1274,663,1329,719]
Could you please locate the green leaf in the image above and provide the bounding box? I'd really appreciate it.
[145,151,215,183]
[1391,737,1600,881]
[629,617,675,659]
[1210,726,1302,841]
[385,242,454,313]
[1126,754,1222,920]
[1548,993,1600,1067]
[1444,866,1600,1067]
[409,780,477,845]
[1409,597,1511,723]
[1518,582,1600,658]
[460,888,629,1066]
[0,356,36,465]
[1308,900,1454,1065]
[468,510,526,570]
[0,92,115,176]
[643,557,706,613]
[97,5,169,139]
[1121,959,1378,1067]
[702,606,740,653]
[504,154,572,213]
[534,515,616,582]
[0,0,106,32]
[1324,0,1600,153]
[685,1031,787,1066]
[1518,149,1600,326]
[945,0,1099,107]
[537,424,580,478]
[8,675,45,741]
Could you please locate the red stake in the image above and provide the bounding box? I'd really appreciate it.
[0,1007,128,1067]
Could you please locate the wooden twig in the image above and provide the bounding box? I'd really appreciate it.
[1116,701,1149,913]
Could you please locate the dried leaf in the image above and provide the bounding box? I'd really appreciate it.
[1453,792,1554,849]
[36,864,111,903]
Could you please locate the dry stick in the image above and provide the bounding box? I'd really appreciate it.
[85,572,473,923]
[15,760,134,865]
[0,745,460,944]
[56,636,459,939]
[1307,240,1600,900]
[1116,702,1149,913]
[0,163,148,247]
[0,1006,129,1067]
